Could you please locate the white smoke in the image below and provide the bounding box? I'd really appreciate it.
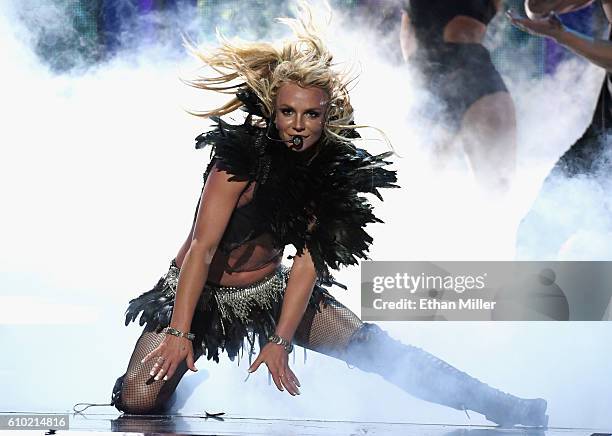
[1,0,610,430]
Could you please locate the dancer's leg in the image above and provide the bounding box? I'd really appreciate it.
[294,296,548,427]
[112,329,204,414]
[293,296,364,357]
[516,127,608,259]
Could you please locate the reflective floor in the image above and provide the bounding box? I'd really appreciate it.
[4,412,609,436]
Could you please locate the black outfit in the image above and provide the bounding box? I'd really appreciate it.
[111,88,397,413]
[555,59,612,177]
[405,0,497,36]
[116,98,397,365]
[416,43,508,132]
[516,22,612,258]
[110,90,547,427]
[405,0,508,132]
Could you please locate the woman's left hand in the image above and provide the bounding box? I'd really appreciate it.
[506,9,565,40]
[248,343,301,396]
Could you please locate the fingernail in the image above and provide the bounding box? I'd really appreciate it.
[247,368,253,373]
[149,371,155,376]
[163,375,168,381]
[154,375,160,381]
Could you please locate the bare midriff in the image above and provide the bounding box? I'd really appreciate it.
[175,232,283,288]
[176,180,284,287]
[207,233,284,286]
[204,182,284,286]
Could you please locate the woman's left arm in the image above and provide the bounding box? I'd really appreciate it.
[248,248,317,396]
[508,3,612,72]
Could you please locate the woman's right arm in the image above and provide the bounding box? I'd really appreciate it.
[174,201,198,267]
[142,163,248,380]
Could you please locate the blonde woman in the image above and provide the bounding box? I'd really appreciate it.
[111,4,547,427]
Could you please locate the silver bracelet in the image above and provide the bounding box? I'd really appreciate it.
[162,326,195,341]
[268,333,293,353]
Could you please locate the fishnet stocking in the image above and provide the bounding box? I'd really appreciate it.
[117,330,204,414]
[114,294,361,414]
[294,296,363,359]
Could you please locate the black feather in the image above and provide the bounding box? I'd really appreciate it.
[124,278,330,362]
[194,112,398,282]
[123,89,398,362]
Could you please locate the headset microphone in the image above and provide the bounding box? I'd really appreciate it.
[265,122,305,150]
[291,135,304,150]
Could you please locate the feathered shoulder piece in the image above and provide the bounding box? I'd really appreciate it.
[298,141,398,282]
[194,88,398,284]
[194,117,268,183]
[194,87,271,183]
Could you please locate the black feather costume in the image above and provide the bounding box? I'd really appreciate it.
[195,89,398,282]
[123,88,398,363]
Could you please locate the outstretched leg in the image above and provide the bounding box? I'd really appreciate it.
[293,296,364,357]
[294,296,548,427]
[111,329,204,414]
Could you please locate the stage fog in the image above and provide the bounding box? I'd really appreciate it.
[1,0,611,430]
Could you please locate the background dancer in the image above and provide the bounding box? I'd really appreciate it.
[510,0,612,259]
[110,4,547,427]
[400,0,516,194]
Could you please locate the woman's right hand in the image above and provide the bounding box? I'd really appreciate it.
[141,333,198,381]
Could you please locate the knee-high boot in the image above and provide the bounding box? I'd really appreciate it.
[343,323,548,427]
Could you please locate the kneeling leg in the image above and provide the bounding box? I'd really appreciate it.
[111,329,203,414]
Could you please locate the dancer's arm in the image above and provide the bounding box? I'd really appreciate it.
[248,248,317,396]
[174,196,199,266]
[509,1,612,72]
[525,0,594,19]
[399,10,416,61]
[274,249,317,342]
[143,163,248,380]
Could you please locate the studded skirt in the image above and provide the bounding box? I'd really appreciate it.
[123,260,330,363]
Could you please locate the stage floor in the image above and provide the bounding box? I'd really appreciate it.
[3,412,609,436]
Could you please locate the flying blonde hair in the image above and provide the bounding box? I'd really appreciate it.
[183,1,361,144]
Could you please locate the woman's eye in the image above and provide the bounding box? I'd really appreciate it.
[307,112,320,118]
[281,108,293,116]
